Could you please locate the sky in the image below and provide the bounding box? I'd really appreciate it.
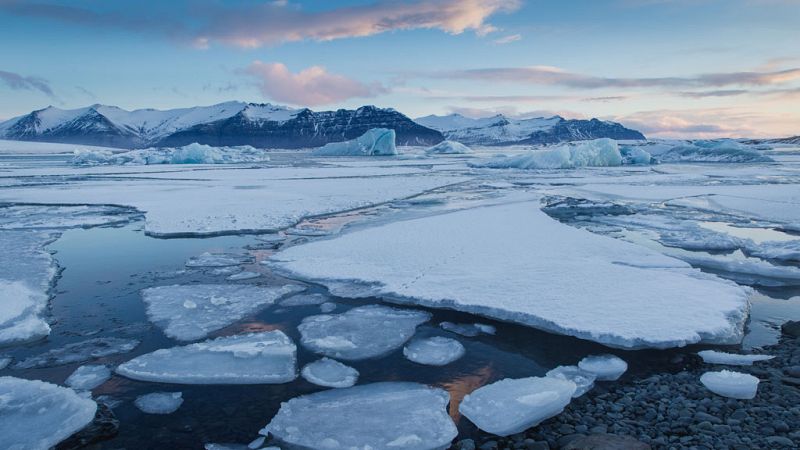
[0,0,798,138]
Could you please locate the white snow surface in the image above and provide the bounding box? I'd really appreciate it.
[270,198,751,349]
[473,139,623,169]
[403,336,465,366]
[72,143,271,166]
[300,357,359,388]
[700,370,759,399]
[116,331,297,384]
[298,305,430,360]
[0,376,97,450]
[578,354,628,381]
[425,140,473,154]
[261,382,457,450]
[312,128,397,156]
[459,377,577,436]
[65,364,112,391]
[142,284,303,341]
[134,392,184,414]
[546,365,597,397]
[697,350,774,366]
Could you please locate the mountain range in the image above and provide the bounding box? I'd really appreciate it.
[0,102,646,149]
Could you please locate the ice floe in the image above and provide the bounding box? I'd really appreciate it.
[459,377,577,436]
[227,271,261,281]
[0,376,97,450]
[271,199,751,349]
[697,350,774,366]
[134,392,184,414]
[655,140,773,163]
[319,302,337,313]
[312,128,397,156]
[261,382,457,449]
[297,305,430,360]
[186,252,253,268]
[440,321,496,337]
[15,337,140,369]
[279,292,328,307]
[142,284,303,341]
[300,357,359,388]
[473,139,623,170]
[578,354,628,381]
[546,365,597,397]
[426,140,473,155]
[403,336,465,366]
[745,239,800,263]
[116,331,296,384]
[65,364,112,391]
[73,143,271,166]
[700,370,759,399]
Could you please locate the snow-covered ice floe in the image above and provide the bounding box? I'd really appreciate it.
[546,365,597,397]
[312,128,397,156]
[459,377,577,436]
[700,370,759,399]
[134,392,184,414]
[697,350,774,366]
[270,199,751,349]
[654,140,773,163]
[745,239,800,263]
[300,357,359,388]
[578,354,628,381]
[15,337,140,369]
[298,305,430,360]
[403,336,465,366]
[472,138,624,170]
[227,271,261,281]
[425,140,473,155]
[72,143,271,166]
[65,364,112,391]
[261,382,457,449]
[0,376,97,450]
[116,331,296,384]
[142,284,303,341]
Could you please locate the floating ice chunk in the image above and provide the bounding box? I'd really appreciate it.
[320,302,337,313]
[425,140,473,155]
[0,357,10,369]
[620,146,653,165]
[205,444,248,450]
[578,355,628,381]
[746,240,800,263]
[186,252,253,268]
[473,139,622,170]
[474,323,497,335]
[142,284,303,341]
[15,337,140,369]
[227,271,261,281]
[65,364,112,391]
[261,382,457,450]
[301,357,359,388]
[673,250,800,286]
[659,229,745,252]
[439,322,495,337]
[298,305,430,360]
[134,392,184,414]
[700,370,759,399]
[279,293,328,307]
[546,365,596,397]
[116,331,296,384]
[657,140,773,163]
[459,377,577,436]
[312,128,397,156]
[248,436,266,449]
[0,376,97,450]
[72,143,271,166]
[698,350,774,366]
[403,337,465,366]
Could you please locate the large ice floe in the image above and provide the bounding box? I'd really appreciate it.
[700,370,759,399]
[134,392,184,414]
[270,198,751,349]
[425,140,473,155]
[472,138,624,170]
[697,350,774,366]
[298,305,430,360]
[300,357,359,388]
[72,143,271,166]
[116,331,296,384]
[142,284,303,341]
[403,336,465,366]
[459,377,577,436]
[261,382,457,449]
[0,376,97,450]
[312,128,397,156]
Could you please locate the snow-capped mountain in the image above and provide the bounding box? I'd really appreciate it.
[0,102,443,149]
[414,113,645,145]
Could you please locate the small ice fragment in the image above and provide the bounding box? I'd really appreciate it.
[440,321,495,337]
[301,357,359,388]
[247,436,266,449]
[474,323,496,335]
[403,337,465,366]
[186,252,253,268]
[698,350,774,366]
[280,293,327,307]
[227,271,261,281]
[0,357,10,369]
[14,337,140,369]
[700,370,759,399]
[578,354,628,381]
[320,302,336,313]
[134,392,184,414]
[459,377,576,436]
[546,365,596,397]
[65,364,111,391]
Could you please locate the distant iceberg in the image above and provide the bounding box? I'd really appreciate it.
[655,140,773,163]
[425,140,473,155]
[312,128,397,156]
[72,142,272,165]
[472,138,624,169]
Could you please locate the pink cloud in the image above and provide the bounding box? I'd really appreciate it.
[243,61,387,106]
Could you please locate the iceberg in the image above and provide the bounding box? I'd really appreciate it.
[425,140,473,155]
[472,139,623,170]
[142,284,303,341]
[459,377,576,436]
[700,370,759,399]
[270,199,751,349]
[578,354,628,381]
[134,392,184,414]
[620,146,653,165]
[0,376,97,450]
[656,140,773,163]
[697,350,774,366]
[403,336,465,366]
[116,331,296,384]
[261,382,457,450]
[15,337,140,369]
[72,143,271,166]
[546,365,596,397]
[297,305,430,360]
[65,364,112,391]
[301,357,359,388]
[312,128,397,156]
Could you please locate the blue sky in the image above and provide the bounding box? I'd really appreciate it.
[0,0,798,137]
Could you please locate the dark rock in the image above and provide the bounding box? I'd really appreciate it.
[781,321,800,338]
[784,365,800,378]
[766,436,796,447]
[562,433,651,450]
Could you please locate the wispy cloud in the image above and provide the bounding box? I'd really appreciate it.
[613,107,799,138]
[493,33,521,44]
[242,61,387,106]
[0,70,56,99]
